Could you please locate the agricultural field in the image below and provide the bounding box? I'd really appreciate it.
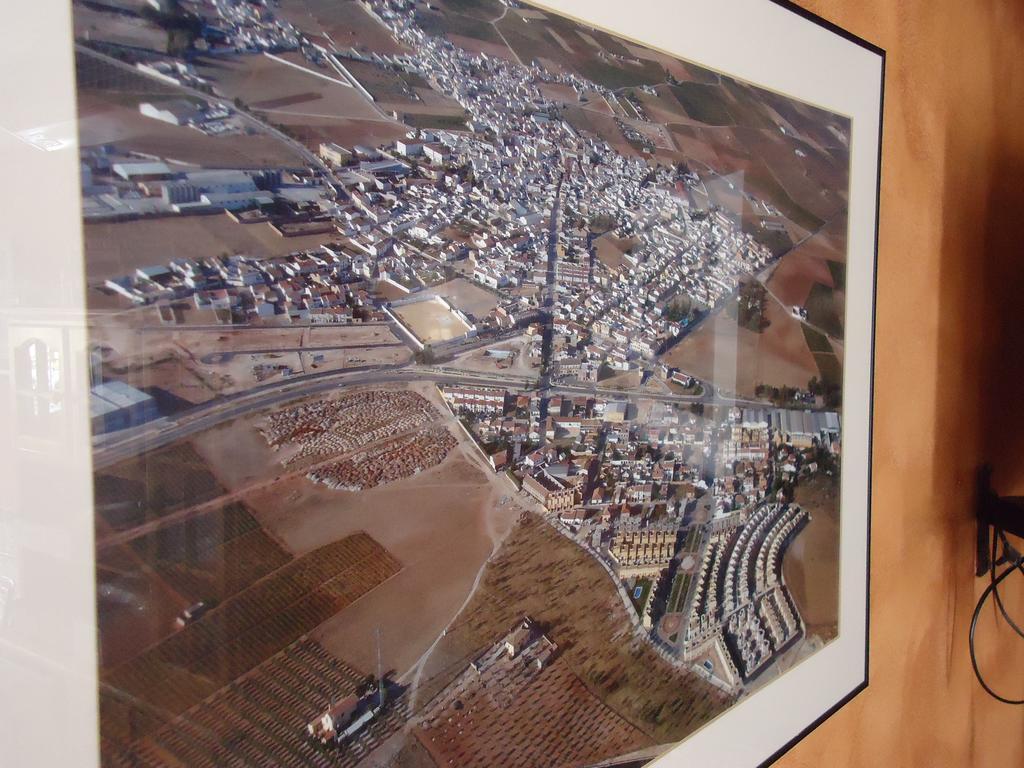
[94,442,225,533]
[283,115,410,154]
[102,637,408,768]
[196,52,381,123]
[343,59,465,122]
[664,298,822,398]
[277,0,410,56]
[75,53,306,168]
[95,542,192,668]
[408,513,731,746]
[804,282,844,339]
[124,501,292,605]
[100,533,401,742]
[416,654,652,768]
[82,213,341,283]
[73,5,167,53]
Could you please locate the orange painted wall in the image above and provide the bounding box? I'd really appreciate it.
[776,1,1024,766]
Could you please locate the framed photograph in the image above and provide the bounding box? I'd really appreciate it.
[15,0,882,766]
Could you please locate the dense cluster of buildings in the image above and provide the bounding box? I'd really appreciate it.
[360,0,775,375]
[95,0,778,378]
[442,377,840,691]
[307,426,457,491]
[203,0,303,53]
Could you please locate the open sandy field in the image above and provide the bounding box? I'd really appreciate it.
[422,277,498,318]
[594,232,638,271]
[283,115,409,153]
[766,212,848,304]
[77,91,305,169]
[783,475,840,642]
[196,53,380,122]
[447,333,536,375]
[227,384,521,677]
[82,215,339,282]
[393,297,473,345]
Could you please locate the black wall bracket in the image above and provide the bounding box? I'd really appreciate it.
[977,466,1024,576]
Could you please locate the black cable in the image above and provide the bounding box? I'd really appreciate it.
[970,545,1024,705]
[990,530,1024,640]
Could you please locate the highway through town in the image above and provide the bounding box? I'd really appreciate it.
[91,362,537,468]
[92,348,770,471]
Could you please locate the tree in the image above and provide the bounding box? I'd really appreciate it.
[415,345,437,365]
[664,295,692,323]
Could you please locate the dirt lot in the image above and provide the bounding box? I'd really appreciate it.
[82,214,340,282]
[89,314,409,407]
[664,296,819,396]
[422,277,498,318]
[246,443,517,677]
[393,297,473,344]
[447,333,535,375]
[594,232,638,272]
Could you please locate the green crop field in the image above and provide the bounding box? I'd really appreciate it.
[804,282,844,339]
[827,259,847,288]
[802,325,834,355]
[813,351,843,390]
[668,83,735,126]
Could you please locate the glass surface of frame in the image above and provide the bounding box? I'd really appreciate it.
[0,0,882,766]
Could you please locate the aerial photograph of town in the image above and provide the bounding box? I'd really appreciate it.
[75,0,850,765]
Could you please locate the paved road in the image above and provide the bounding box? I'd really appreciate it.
[537,175,564,444]
[198,342,403,363]
[92,365,535,468]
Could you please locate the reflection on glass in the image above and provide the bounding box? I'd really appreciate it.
[73,1,848,765]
